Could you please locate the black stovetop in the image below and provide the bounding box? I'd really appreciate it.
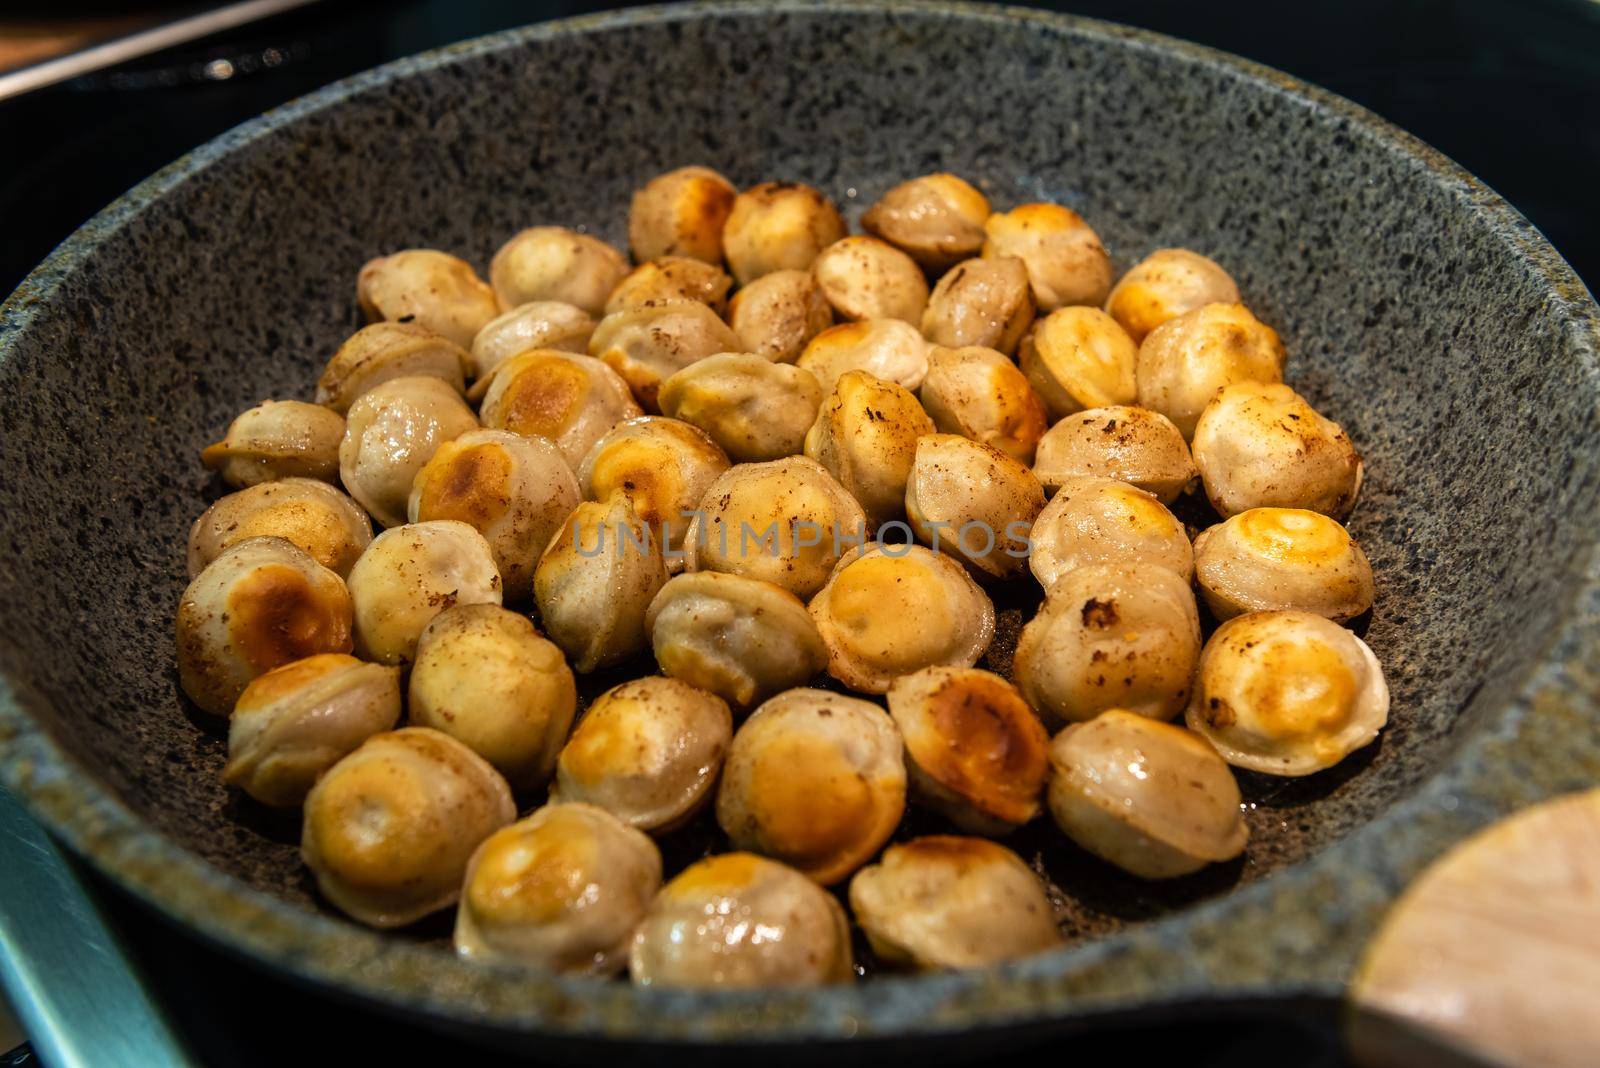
[2,1,1596,1064]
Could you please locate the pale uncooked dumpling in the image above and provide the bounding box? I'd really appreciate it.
[345,520,502,666]
[904,433,1045,579]
[201,399,346,486]
[489,226,628,317]
[982,203,1112,311]
[533,495,666,672]
[1191,381,1363,519]
[1027,475,1194,592]
[338,375,478,529]
[1012,561,1200,729]
[1048,709,1248,878]
[657,353,823,463]
[849,836,1061,969]
[407,604,576,789]
[223,653,400,807]
[1134,301,1285,440]
[1031,405,1197,503]
[629,852,853,988]
[645,571,828,709]
[357,249,498,348]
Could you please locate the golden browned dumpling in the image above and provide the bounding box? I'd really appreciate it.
[489,227,629,317]
[629,852,853,988]
[920,256,1035,357]
[407,604,577,789]
[861,172,991,272]
[577,416,730,556]
[1013,562,1200,729]
[175,536,353,716]
[339,376,478,528]
[346,520,502,666]
[645,571,828,708]
[407,428,580,603]
[356,249,499,348]
[552,676,732,832]
[725,268,835,364]
[716,688,905,885]
[201,400,345,487]
[983,203,1112,311]
[810,235,929,323]
[810,544,995,695]
[803,369,935,528]
[315,322,469,414]
[588,299,741,411]
[1048,710,1248,878]
[628,165,737,264]
[478,349,642,469]
[188,478,372,579]
[455,803,662,974]
[1020,306,1140,420]
[1105,247,1240,343]
[533,495,666,672]
[722,181,847,284]
[467,301,595,392]
[301,727,514,928]
[1194,508,1374,623]
[796,318,931,393]
[886,667,1048,833]
[1134,302,1285,439]
[223,653,400,807]
[604,256,733,316]
[904,433,1045,579]
[849,837,1060,969]
[684,456,866,600]
[918,345,1048,463]
[657,353,823,463]
[1187,610,1388,776]
[1031,405,1197,503]
[1028,475,1194,592]
[1192,382,1363,519]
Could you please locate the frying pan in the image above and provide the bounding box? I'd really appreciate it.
[1,0,1598,1052]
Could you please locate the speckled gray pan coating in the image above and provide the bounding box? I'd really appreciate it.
[1,0,1598,1049]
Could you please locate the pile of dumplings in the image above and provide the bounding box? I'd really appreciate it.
[175,166,1388,987]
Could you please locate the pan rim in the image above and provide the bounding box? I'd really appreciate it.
[2,0,1598,1044]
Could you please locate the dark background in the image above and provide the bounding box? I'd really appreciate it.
[2,1,1597,1064]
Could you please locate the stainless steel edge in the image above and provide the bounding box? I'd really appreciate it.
[0,786,194,1068]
